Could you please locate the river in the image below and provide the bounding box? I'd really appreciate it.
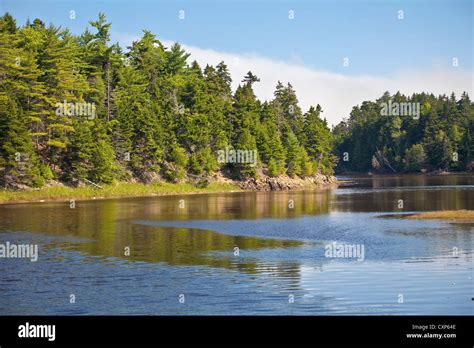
[0,174,472,315]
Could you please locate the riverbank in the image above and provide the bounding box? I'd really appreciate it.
[0,182,240,205]
[236,173,338,191]
[0,174,337,205]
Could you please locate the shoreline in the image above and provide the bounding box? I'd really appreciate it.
[0,182,240,206]
[3,171,469,206]
[0,175,338,206]
[335,171,472,177]
[379,210,474,222]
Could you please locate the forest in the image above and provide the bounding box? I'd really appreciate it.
[0,13,472,189]
[333,91,473,173]
[0,13,335,189]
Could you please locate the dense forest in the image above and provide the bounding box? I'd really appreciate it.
[0,13,472,190]
[333,92,473,173]
[0,13,335,189]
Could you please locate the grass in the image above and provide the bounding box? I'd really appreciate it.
[0,181,241,204]
[406,210,474,221]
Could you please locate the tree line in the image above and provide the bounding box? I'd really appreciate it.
[1,13,472,189]
[332,91,473,173]
[0,13,336,188]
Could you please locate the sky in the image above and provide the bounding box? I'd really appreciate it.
[2,0,473,126]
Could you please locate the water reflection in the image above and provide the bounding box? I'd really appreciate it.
[338,173,474,188]
[0,174,472,268]
[0,174,472,314]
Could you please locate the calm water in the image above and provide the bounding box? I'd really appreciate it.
[0,174,473,315]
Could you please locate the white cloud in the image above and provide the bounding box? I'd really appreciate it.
[115,33,473,127]
[112,32,140,49]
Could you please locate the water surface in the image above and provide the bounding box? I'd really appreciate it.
[0,174,472,315]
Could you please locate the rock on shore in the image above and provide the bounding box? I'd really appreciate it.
[235,174,338,191]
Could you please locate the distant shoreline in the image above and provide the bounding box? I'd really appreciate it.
[336,171,473,177]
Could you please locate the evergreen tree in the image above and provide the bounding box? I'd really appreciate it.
[0,97,42,187]
[333,91,473,173]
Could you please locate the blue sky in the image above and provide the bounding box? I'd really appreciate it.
[3,0,472,76]
[2,0,472,124]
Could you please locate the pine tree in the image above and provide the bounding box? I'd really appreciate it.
[0,96,42,187]
[113,63,163,180]
[283,130,302,177]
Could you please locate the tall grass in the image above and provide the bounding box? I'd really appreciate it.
[0,181,240,204]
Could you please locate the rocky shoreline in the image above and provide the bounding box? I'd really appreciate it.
[233,174,338,191]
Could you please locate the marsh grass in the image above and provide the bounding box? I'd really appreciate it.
[0,181,240,204]
[406,210,474,221]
